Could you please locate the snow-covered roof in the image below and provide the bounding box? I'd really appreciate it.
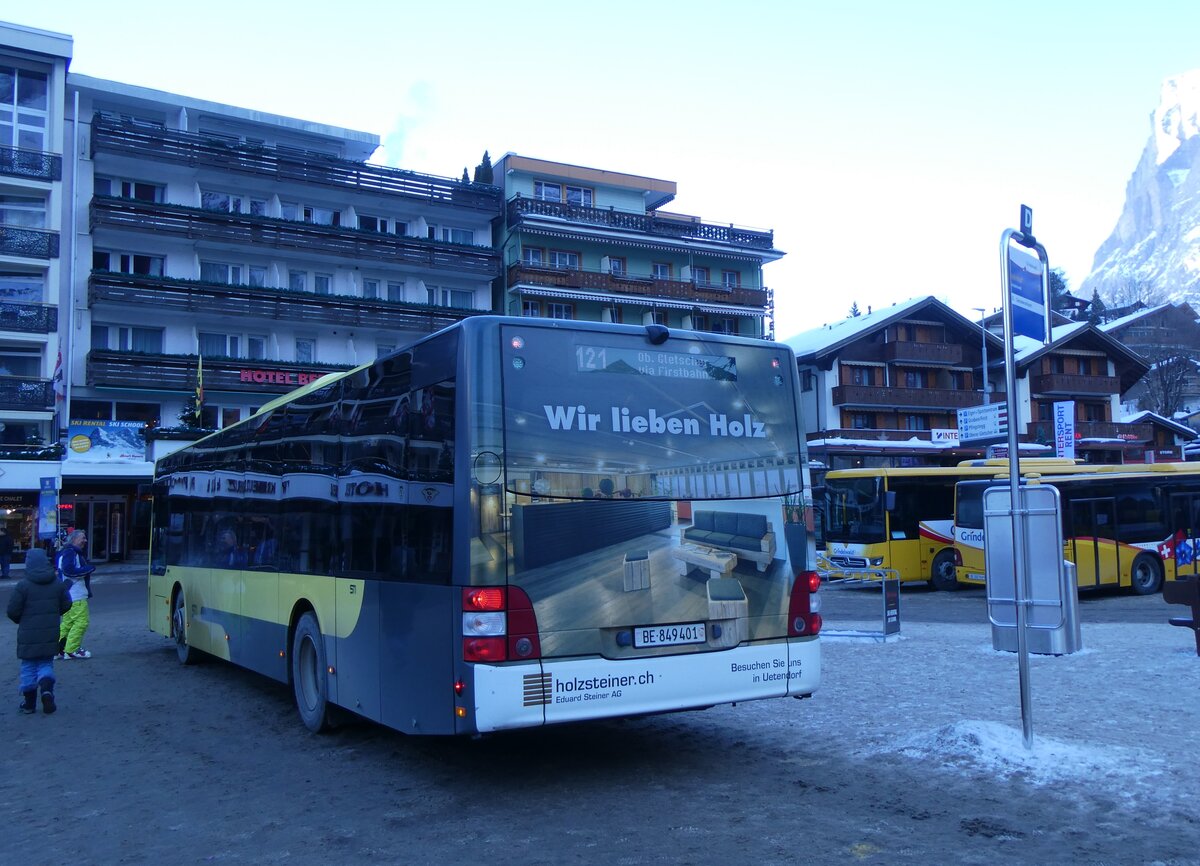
[1120,409,1198,439]
[782,296,932,357]
[1098,302,1174,333]
[1012,321,1089,362]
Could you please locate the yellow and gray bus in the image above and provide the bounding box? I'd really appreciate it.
[148,316,821,735]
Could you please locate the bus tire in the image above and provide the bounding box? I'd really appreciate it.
[930,550,959,592]
[1129,554,1163,596]
[171,586,201,666]
[292,611,335,733]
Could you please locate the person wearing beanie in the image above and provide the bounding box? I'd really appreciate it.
[6,548,71,714]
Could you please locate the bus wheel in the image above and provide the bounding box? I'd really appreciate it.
[172,587,200,666]
[1129,554,1163,596]
[292,612,334,733]
[930,550,959,592]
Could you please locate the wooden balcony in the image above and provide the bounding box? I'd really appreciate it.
[90,116,502,213]
[883,341,963,365]
[1030,373,1119,396]
[88,351,350,395]
[0,226,59,259]
[507,196,774,250]
[89,197,502,277]
[0,302,57,334]
[0,145,62,182]
[832,384,985,410]
[507,262,770,308]
[1027,420,1153,442]
[89,271,481,333]
[0,377,55,411]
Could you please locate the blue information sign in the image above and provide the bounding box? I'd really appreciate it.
[1008,243,1046,342]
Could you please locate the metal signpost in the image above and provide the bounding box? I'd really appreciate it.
[998,204,1053,749]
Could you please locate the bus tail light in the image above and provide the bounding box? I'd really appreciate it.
[788,570,822,637]
[952,548,963,567]
[462,586,542,662]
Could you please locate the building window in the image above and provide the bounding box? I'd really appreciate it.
[722,270,740,288]
[851,367,872,386]
[358,214,389,233]
[428,287,473,309]
[288,270,307,292]
[522,300,541,317]
[0,344,40,377]
[93,251,164,276]
[649,311,666,325]
[386,281,404,303]
[94,177,163,202]
[295,338,315,364]
[849,412,873,429]
[609,257,626,275]
[904,414,929,431]
[652,262,671,280]
[547,303,574,320]
[116,402,159,423]
[709,317,737,335]
[949,370,966,389]
[200,405,244,430]
[201,190,244,213]
[0,271,44,303]
[0,66,48,150]
[247,335,267,361]
[800,370,814,392]
[565,185,593,206]
[72,400,113,421]
[281,202,339,225]
[248,266,267,287]
[200,261,242,284]
[904,370,925,388]
[0,195,46,229]
[92,325,163,354]
[362,278,379,300]
[522,247,544,266]
[440,226,474,245]
[692,266,710,286]
[199,331,240,358]
[314,273,332,295]
[549,250,579,270]
[534,181,561,202]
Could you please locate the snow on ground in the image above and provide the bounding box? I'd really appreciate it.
[739,619,1198,809]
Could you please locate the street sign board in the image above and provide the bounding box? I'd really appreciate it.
[957,402,1008,443]
[1008,242,1047,342]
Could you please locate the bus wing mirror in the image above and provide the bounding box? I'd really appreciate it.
[884,491,897,512]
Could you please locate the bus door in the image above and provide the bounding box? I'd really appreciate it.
[1068,497,1116,588]
[1169,493,1200,578]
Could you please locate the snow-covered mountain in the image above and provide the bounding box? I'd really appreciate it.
[1080,71,1200,302]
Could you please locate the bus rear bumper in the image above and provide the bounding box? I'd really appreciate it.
[469,638,820,733]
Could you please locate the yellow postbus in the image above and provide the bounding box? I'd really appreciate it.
[953,462,1200,594]
[822,459,1098,590]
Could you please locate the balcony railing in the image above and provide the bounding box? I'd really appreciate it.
[1030,373,1120,396]
[831,384,985,410]
[0,225,59,259]
[0,377,55,411]
[89,197,501,277]
[90,115,502,213]
[0,145,62,182]
[507,263,770,308]
[814,429,950,443]
[506,196,775,250]
[1027,420,1153,442]
[883,341,963,365]
[89,271,481,333]
[88,351,350,395]
[0,302,57,334]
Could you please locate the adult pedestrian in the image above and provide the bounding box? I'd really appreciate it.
[6,548,71,714]
[0,527,13,579]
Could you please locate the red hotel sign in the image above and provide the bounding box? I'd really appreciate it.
[239,369,324,386]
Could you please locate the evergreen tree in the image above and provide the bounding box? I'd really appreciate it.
[849,301,861,317]
[461,168,469,183]
[1087,288,1108,325]
[472,150,494,184]
[1048,267,1071,312]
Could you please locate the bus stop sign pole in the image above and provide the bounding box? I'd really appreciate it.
[999,204,1052,750]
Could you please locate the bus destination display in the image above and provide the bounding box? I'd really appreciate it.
[575,345,736,381]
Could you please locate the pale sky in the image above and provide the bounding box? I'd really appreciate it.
[13,1,1200,339]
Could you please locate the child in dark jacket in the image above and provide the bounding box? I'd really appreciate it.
[6,548,71,714]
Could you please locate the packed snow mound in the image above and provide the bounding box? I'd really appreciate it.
[874,720,1166,788]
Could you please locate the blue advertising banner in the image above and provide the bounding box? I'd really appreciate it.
[66,420,147,463]
[37,476,57,540]
[1008,243,1047,342]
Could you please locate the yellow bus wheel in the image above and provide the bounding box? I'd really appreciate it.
[291,612,334,733]
[1129,554,1163,596]
[930,550,959,592]
[172,587,201,666]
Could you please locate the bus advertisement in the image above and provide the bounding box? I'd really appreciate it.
[953,463,1200,594]
[148,317,821,736]
[822,459,1090,590]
